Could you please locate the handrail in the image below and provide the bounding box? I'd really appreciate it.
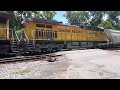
[23,29,29,43]
[9,29,14,40]
[0,28,9,29]
[9,28,20,41]
[32,30,36,48]
[15,31,20,41]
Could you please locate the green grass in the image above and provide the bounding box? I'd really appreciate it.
[11,68,32,75]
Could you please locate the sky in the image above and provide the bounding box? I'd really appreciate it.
[53,11,68,24]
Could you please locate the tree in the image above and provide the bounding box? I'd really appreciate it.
[106,11,120,29]
[89,11,105,26]
[3,11,56,30]
[64,11,105,26]
[98,20,114,29]
[64,11,89,25]
[3,11,34,32]
[116,20,120,30]
[33,11,56,20]
[3,11,15,29]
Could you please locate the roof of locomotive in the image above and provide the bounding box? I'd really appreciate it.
[60,24,104,31]
[60,24,80,27]
[24,18,105,31]
[0,12,14,19]
[24,18,61,24]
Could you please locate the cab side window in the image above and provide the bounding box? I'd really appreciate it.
[36,24,45,28]
[46,25,52,28]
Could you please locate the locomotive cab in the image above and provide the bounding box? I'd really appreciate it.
[0,14,11,40]
[0,12,13,55]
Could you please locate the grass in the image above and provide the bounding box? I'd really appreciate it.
[11,68,32,75]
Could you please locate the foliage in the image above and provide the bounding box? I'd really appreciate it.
[89,11,105,26]
[3,11,56,31]
[98,20,114,29]
[64,11,105,26]
[64,11,89,25]
[116,20,120,30]
[106,11,120,30]
[64,11,120,30]
[2,11,120,31]
[11,68,31,75]
[33,11,56,20]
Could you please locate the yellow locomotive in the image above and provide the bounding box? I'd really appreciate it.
[24,18,107,42]
[23,18,107,52]
[0,12,108,55]
[0,12,13,55]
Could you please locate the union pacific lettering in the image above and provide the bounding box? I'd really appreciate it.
[72,30,83,33]
[58,28,83,33]
[58,28,70,32]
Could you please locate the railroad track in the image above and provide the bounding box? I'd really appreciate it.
[0,54,63,63]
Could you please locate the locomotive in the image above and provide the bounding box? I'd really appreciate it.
[0,12,13,55]
[0,12,108,56]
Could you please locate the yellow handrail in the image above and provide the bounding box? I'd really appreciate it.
[15,31,20,41]
[9,29,15,40]
[23,29,29,42]
[0,28,9,29]
[32,30,36,47]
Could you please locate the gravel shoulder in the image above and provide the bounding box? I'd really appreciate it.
[1,49,120,79]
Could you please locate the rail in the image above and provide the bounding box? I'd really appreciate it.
[0,53,62,63]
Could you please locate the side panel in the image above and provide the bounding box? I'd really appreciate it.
[0,23,7,39]
[25,23,58,41]
[54,25,61,41]
[25,22,36,40]
[24,22,107,42]
[66,26,71,41]
[0,18,9,40]
[81,29,87,41]
[0,23,5,38]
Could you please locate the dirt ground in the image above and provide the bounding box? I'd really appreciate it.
[0,49,120,79]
